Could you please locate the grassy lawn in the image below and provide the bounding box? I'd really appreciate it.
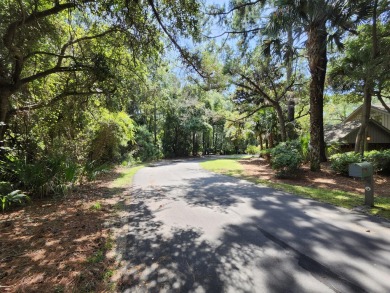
[200,157,390,220]
[110,165,145,188]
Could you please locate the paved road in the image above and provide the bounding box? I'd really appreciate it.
[118,160,390,293]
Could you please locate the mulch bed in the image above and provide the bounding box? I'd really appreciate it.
[239,158,390,197]
[0,170,126,292]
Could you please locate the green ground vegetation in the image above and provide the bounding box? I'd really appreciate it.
[200,157,390,220]
[110,165,145,189]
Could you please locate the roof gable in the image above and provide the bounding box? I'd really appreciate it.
[345,104,390,122]
[325,119,390,144]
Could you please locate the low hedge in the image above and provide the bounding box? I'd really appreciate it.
[330,150,390,175]
[329,152,361,175]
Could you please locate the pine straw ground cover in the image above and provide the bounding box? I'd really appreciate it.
[0,166,142,292]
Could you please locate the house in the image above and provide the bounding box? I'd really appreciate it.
[346,104,390,129]
[324,104,390,151]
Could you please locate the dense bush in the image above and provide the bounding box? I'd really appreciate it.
[245,145,260,155]
[270,140,303,178]
[364,150,390,173]
[90,110,135,163]
[1,152,81,197]
[330,150,390,175]
[133,125,163,162]
[329,152,362,175]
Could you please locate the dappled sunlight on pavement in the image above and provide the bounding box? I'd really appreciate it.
[115,160,390,292]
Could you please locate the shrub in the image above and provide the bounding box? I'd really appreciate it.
[299,134,310,162]
[90,110,135,163]
[1,151,82,197]
[245,145,260,155]
[1,190,29,211]
[326,143,341,158]
[133,125,163,162]
[364,150,390,173]
[270,140,303,178]
[329,152,362,175]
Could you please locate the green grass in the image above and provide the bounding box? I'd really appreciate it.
[87,249,105,264]
[90,201,102,210]
[110,165,144,188]
[200,157,390,220]
[200,158,244,176]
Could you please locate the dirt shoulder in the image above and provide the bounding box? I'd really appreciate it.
[240,158,390,197]
[0,168,131,292]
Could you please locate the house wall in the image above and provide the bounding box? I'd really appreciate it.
[344,123,390,144]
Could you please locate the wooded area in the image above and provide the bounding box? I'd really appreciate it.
[0,0,389,208]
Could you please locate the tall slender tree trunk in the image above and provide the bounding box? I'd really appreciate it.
[286,27,295,123]
[259,134,263,151]
[307,22,327,171]
[202,131,206,155]
[274,103,287,142]
[153,101,157,146]
[192,132,196,156]
[355,0,378,156]
[355,82,372,155]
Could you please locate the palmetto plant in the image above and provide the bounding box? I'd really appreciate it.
[1,190,29,211]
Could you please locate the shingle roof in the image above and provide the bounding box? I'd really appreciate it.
[324,121,360,143]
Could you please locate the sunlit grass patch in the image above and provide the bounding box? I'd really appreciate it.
[200,157,390,220]
[200,159,244,174]
[110,165,144,188]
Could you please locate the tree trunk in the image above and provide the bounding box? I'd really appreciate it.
[269,131,274,148]
[202,131,206,155]
[286,27,295,123]
[307,22,327,171]
[355,81,372,155]
[274,103,287,142]
[259,134,263,151]
[355,0,378,156]
[153,101,157,146]
[0,90,11,145]
[192,132,196,156]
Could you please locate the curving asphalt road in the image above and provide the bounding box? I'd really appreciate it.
[118,159,390,293]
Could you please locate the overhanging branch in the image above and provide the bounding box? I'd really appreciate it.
[148,0,206,78]
[207,0,263,16]
[8,90,105,115]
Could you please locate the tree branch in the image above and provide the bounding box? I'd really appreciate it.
[276,79,295,102]
[376,91,390,113]
[147,0,206,78]
[236,104,272,121]
[207,0,263,16]
[3,1,94,85]
[237,72,274,103]
[204,28,261,39]
[24,51,76,61]
[56,28,119,67]
[3,2,78,49]
[20,66,87,84]
[8,90,104,115]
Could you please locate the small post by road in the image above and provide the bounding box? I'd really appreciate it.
[348,162,374,207]
[363,175,374,207]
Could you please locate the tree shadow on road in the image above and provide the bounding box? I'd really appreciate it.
[117,193,224,292]
[116,168,390,292]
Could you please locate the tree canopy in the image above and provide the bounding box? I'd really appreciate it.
[1,0,389,199]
